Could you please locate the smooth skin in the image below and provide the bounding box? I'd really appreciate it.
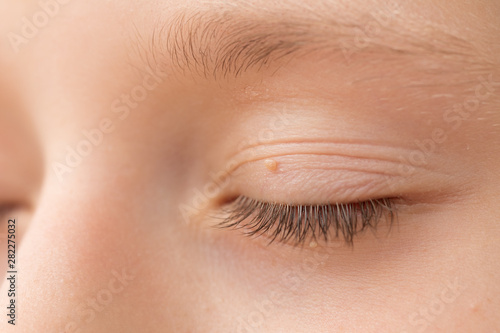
[0,0,499,332]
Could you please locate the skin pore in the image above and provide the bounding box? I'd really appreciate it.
[0,0,500,332]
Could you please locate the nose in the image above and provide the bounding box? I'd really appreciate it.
[0,162,144,332]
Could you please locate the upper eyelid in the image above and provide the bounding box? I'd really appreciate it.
[234,138,411,154]
[225,141,430,175]
[217,140,464,206]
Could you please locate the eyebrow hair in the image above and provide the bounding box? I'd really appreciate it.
[145,5,484,80]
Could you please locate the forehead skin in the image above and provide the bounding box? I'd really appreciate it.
[0,1,499,333]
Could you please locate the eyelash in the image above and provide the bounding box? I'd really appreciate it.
[217,196,397,246]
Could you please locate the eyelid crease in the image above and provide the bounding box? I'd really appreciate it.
[233,138,416,154]
[225,141,433,175]
[275,161,403,178]
[229,152,420,177]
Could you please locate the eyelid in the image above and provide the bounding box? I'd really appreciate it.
[227,141,418,174]
[220,139,459,207]
[224,153,407,206]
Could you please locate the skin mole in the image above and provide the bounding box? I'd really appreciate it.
[264,159,278,172]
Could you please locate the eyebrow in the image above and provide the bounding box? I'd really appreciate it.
[145,6,481,80]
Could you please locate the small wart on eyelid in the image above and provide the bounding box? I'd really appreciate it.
[264,159,278,172]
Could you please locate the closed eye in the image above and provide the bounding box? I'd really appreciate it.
[217,195,397,246]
